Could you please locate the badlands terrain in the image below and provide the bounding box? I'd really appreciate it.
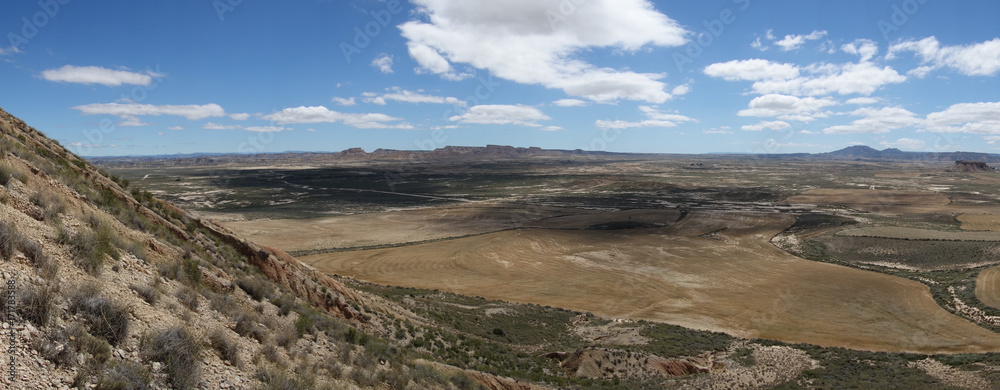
[91,144,1000,388]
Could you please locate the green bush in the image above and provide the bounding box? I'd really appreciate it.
[236,276,274,302]
[142,326,201,390]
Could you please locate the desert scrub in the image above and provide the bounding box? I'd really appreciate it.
[69,283,132,346]
[95,360,152,390]
[209,328,240,366]
[17,235,58,279]
[61,222,119,275]
[142,326,201,390]
[0,161,28,185]
[234,312,269,344]
[129,282,160,305]
[236,276,274,302]
[0,220,17,260]
[20,282,58,327]
[30,191,66,221]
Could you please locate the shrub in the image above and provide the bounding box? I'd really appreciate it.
[69,284,131,346]
[271,294,295,316]
[209,328,240,366]
[64,224,119,276]
[274,325,299,349]
[30,191,65,221]
[236,277,273,302]
[129,283,159,306]
[182,257,201,286]
[20,282,57,327]
[0,221,16,260]
[234,313,268,344]
[175,286,200,312]
[95,360,152,390]
[17,236,57,279]
[34,323,81,367]
[0,161,27,185]
[255,366,314,390]
[142,327,201,390]
[294,312,314,337]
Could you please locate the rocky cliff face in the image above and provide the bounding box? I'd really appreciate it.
[950,160,995,172]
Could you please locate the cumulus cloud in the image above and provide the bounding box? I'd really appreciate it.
[705,58,906,97]
[541,125,563,131]
[888,37,1000,76]
[552,99,589,107]
[262,106,414,129]
[596,105,694,129]
[845,97,880,105]
[203,122,242,130]
[752,29,826,51]
[72,103,226,121]
[704,59,799,81]
[362,87,465,106]
[449,104,550,127]
[371,53,394,73]
[741,120,791,131]
[922,102,1000,134]
[332,97,356,106]
[41,65,161,86]
[229,113,250,121]
[399,0,689,103]
[773,30,827,51]
[841,39,879,62]
[167,126,184,131]
[880,138,926,150]
[822,106,919,134]
[703,127,734,134]
[737,94,836,122]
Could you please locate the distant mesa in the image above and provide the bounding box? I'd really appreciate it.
[949,160,996,172]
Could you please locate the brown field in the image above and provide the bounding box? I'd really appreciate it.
[837,226,1000,241]
[959,214,1000,232]
[977,265,1000,310]
[784,189,951,214]
[299,208,1000,354]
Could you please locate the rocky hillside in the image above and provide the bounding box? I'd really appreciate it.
[949,160,995,172]
[0,106,538,389]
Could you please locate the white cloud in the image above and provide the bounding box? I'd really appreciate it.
[399,0,689,103]
[262,106,413,129]
[362,87,466,106]
[985,136,1000,145]
[703,126,733,134]
[741,120,791,131]
[596,105,694,129]
[305,128,317,132]
[244,126,291,133]
[541,125,563,131]
[704,59,799,81]
[880,138,926,150]
[737,94,836,122]
[822,106,919,134]
[552,98,589,107]
[203,122,242,130]
[671,84,691,96]
[799,130,820,135]
[41,65,161,86]
[371,53,394,73]
[841,39,878,62]
[167,126,184,131]
[773,30,827,51]
[845,97,879,105]
[706,58,906,97]
[332,97,357,106]
[117,115,150,127]
[229,113,250,121]
[449,104,550,127]
[72,103,226,121]
[888,37,1000,76]
[922,101,1000,134]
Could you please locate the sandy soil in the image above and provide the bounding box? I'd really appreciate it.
[301,210,1000,354]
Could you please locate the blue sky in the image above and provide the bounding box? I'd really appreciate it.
[1,0,999,156]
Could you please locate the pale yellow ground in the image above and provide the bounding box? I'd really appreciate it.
[976,265,1000,311]
[959,214,1000,232]
[301,210,1000,354]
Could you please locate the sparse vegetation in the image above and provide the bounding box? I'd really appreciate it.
[209,328,240,367]
[142,326,201,390]
[69,283,132,346]
[20,282,58,327]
